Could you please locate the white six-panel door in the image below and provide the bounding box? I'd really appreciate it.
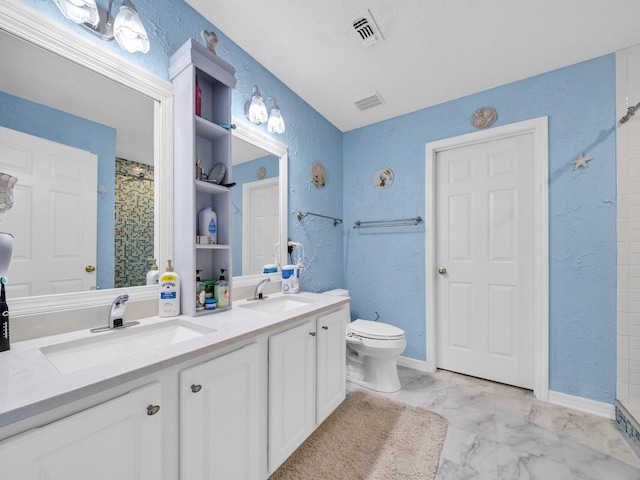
[0,126,97,297]
[435,133,535,389]
[242,177,279,275]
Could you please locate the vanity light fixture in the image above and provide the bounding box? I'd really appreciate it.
[245,85,285,134]
[52,0,150,54]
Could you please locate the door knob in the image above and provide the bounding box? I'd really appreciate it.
[85,265,96,273]
[438,267,447,275]
[146,404,160,416]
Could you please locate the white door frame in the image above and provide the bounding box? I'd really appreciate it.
[425,117,549,401]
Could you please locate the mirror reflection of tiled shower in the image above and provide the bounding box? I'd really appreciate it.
[114,157,154,288]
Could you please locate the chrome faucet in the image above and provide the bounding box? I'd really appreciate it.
[253,278,271,300]
[91,294,139,333]
[108,294,129,329]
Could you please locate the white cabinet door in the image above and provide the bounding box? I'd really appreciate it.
[0,382,162,480]
[180,342,262,480]
[316,308,347,424]
[268,320,316,472]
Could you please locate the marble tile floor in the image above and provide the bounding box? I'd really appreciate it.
[346,367,640,480]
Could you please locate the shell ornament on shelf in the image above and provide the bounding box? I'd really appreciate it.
[201,30,219,55]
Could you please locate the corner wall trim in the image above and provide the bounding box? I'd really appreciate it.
[548,390,615,419]
[397,356,428,372]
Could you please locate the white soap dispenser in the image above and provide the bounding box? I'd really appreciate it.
[146,258,159,285]
[159,260,180,317]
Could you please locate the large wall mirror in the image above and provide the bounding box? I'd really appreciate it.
[0,3,173,316]
[231,120,288,287]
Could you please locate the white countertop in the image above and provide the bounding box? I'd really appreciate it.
[0,292,349,428]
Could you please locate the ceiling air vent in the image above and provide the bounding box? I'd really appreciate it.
[352,10,383,47]
[354,92,385,111]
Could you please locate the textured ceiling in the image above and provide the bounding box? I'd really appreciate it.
[187,0,640,132]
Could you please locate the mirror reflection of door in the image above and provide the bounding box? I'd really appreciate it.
[242,177,279,275]
[231,133,280,277]
[0,29,155,295]
[0,126,97,297]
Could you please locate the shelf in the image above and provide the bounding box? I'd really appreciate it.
[193,305,232,317]
[195,116,230,142]
[195,179,230,194]
[171,38,235,318]
[195,243,230,250]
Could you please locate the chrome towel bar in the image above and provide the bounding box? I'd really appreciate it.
[297,211,343,227]
[353,216,422,229]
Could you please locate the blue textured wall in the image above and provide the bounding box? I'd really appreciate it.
[344,55,617,403]
[0,91,116,289]
[19,0,618,403]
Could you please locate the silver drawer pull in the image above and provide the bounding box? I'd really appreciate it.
[147,404,160,416]
[322,326,328,330]
[191,384,202,393]
[309,332,316,337]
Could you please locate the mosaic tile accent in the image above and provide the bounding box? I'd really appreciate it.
[114,158,154,288]
[616,401,640,458]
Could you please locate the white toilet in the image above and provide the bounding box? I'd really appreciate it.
[346,319,406,393]
[321,289,406,393]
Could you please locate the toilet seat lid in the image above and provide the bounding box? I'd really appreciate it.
[347,319,405,340]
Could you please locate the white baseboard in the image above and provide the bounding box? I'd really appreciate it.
[397,356,429,372]
[548,390,615,419]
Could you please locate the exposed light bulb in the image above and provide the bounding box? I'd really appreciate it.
[113,1,150,53]
[52,0,99,27]
[267,107,285,134]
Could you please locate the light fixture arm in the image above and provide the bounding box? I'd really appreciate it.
[264,96,280,110]
[81,0,116,41]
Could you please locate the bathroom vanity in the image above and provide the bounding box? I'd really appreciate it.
[0,292,349,480]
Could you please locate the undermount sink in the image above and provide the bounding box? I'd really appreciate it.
[40,319,215,374]
[240,296,312,314]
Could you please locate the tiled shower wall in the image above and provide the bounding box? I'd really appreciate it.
[114,158,154,288]
[617,45,640,422]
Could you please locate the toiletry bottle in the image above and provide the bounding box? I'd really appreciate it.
[146,258,159,285]
[214,269,230,309]
[203,280,216,300]
[195,158,202,180]
[0,278,9,352]
[198,206,217,244]
[196,270,205,310]
[159,260,180,317]
[195,76,202,117]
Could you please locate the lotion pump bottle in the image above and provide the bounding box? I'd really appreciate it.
[159,260,180,317]
[214,269,229,309]
[146,258,159,285]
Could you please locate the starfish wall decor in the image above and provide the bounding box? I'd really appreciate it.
[570,153,592,170]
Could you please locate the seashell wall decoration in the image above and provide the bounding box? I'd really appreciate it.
[471,107,498,129]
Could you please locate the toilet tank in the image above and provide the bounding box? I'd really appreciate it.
[322,288,349,297]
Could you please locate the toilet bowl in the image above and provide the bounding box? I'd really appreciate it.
[345,319,406,393]
[320,289,406,393]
